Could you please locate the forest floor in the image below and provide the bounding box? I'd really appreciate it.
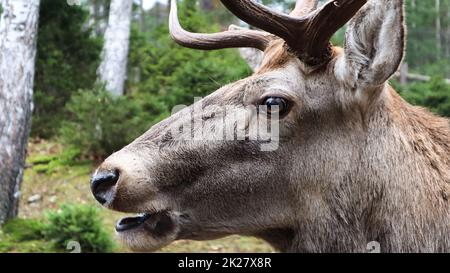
[8,139,273,253]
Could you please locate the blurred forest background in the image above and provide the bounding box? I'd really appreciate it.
[0,0,449,253]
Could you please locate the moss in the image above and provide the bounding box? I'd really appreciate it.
[28,154,58,165]
[28,146,86,174]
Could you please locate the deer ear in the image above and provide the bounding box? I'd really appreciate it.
[337,1,406,88]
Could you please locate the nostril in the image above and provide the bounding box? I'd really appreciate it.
[91,169,120,205]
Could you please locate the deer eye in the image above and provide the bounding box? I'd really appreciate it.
[261,97,290,117]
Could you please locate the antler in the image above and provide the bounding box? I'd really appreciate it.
[220,0,367,65]
[169,0,271,51]
[169,0,367,66]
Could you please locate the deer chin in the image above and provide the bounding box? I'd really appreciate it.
[115,210,180,252]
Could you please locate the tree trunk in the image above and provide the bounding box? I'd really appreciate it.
[446,3,450,60]
[97,0,133,96]
[436,0,442,58]
[92,0,102,37]
[0,0,40,225]
[140,0,146,32]
[155,2,162,24]
[411,0,416,28]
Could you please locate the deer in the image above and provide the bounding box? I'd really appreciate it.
[90,0,450,253]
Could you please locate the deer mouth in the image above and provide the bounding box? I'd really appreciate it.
[115,213,151,232]
[116,211,176,235]
[115,210,180,252]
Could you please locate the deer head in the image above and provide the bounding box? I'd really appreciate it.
[91,0,446,253]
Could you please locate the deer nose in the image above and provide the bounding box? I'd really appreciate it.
[91,169,120,205]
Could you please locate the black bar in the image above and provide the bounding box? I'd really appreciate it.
[0,253,445,272]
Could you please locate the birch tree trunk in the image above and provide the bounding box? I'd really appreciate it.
[139,0,146,32]
[97,0,133,96]
[446,3,450,59]
[90,0,102,37]
[0,0,40,225]
[436,0,442,57]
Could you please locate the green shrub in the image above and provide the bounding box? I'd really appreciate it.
[59,87,160,159]
[44,204,114,253]
[28,154,58,165]
[29,146,82,174]
[396,77,450,117]
[2,219,45,241]
[0,219,55,253]
[0,206,114,253]
[0,235,55,253]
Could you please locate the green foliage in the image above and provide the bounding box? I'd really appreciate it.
[129,1,251,111]
[0,205,114,253]
[59,87,157,159]
[0,219,54,253]
[44,204,114,253]
[2,219,45,242]
[405,0,450,77]
[28,154,58,165]
[33,0,102,138]
[396,78,450,117]
[29,147,83,174]
[0,236,55,253]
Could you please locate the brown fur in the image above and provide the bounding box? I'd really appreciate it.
[256,39,292,74]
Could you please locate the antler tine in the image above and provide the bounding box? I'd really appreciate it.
[220,0,367,66]
[219,0,299,42]
[301,0,367,64]
[290,0,319,16]
[169,0,271,51]
[169,0,367,66]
